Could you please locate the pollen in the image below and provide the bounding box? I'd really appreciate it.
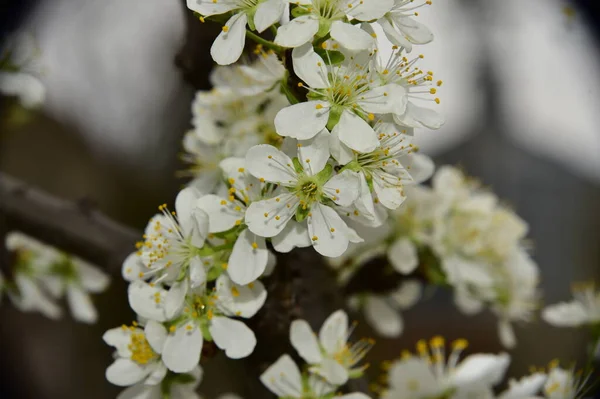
[252,242,258,249]
[220,200,227,205]
[275,216,280,220]
[312,235,318,241]
[238,167,245,172]
[330,228,335,232]
[315,104,323,110]
[231,287,240,297]
[264,212,269,217]
[228,178,235,184]
[222,26,229,32]
[298,82,303,87]
[368,113,375,121]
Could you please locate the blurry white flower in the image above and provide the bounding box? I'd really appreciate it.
[129,274,265,372]
[260,354,371,399]
[381,337,510,399]
[245,143,361,257]
[187,0,286,65]
[542,282,600,328]
[274,0,392,49]
[541,366,592,399]
[117,365,203,399]
[376,0,434,52]
[103,321,169,387]
[497,372,547,399]
[275,44,406,152]
[290,309,373,385]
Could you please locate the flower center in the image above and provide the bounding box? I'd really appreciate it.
[129,332,157,365]
[294,176,323,206]
[306,0,346,20]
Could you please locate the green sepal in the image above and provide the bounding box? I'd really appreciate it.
[295,204,311,222]
[326,106,343,130]
[293,157,304,174]
[200,319,213,341]
[291,5,309,18]
[206,266,223,282]
[314,47,345,65]
[246,11,257,31]
[314,163,333,185]
[280,79,302,105]
[316,18,332,38]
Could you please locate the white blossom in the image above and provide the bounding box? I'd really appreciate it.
[376,0,434,52]
[245,143,362,257]
[117,365,203,399]
[187,0,287,65]
[290,309,373,385]
[542,282,600,328]
[381,337,510,399]
[274,44,407,152]
[274,0,393,49]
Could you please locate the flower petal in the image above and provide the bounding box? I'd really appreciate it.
[336,109,379,153]
[311,357,348,385]
[189,256,207,288]
[246,144,298,184]
[186,0,240,16]
[298,129,331,175]
[330,21,374,51]
[144,363,168,386]
[329,128,355,165]
[165,280,188,319]
[308,203,352,257]
[346,0,393,21]
[197,194,243,233]
[76,259,110,293]
[211,13,248,66]
[272,220,311,253]
[106,358,149,387]
[246,193,299,237]
[259,354,303,397]
[254,0,286,33]
[453,353,511,388]
[389,15,433,44]
[228,229,269,285]
[406,153,434,184]
[215,274,267,318]
[290,320,323,364]
[292,43,329,89]
[67,285,98,324]
[387,237,418,274]
[358,84,407,115]
[319,309,348,355]
[542,301,589,327]
[275,101,330,140]
[275,15,320,48]
[322,170,360,207]
[103,327,134,357]
[394,102,444,129]
[128,281,169,322]
[498,319,516,349]
[210,316,256,359]
[162,322,203,373]
[122,253,150,282]
[144,320,168,354]
[364,295,403,338]
[389,280,421,309]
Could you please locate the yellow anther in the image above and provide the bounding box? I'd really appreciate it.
[330,228,335,232]
[220,200,227,205]
[316,104,324,110]
[252,242,258,249]
[231,287,240,297]
[430,88,437,94]
[452,338,468,350]
[222,26,229,32]
[368,113,375,121]
[312,235,318,241]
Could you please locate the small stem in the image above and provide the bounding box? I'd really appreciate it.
[245,30,284,53]
[269,25,278,37]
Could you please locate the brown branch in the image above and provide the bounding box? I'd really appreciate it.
[0,172,140,273]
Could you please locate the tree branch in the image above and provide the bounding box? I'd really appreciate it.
[0,172,140,273]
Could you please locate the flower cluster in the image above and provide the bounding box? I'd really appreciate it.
[334,166,540,348]
[375,337,592,399]
[0,33,45,108]
[261,309,372,399]
[2,231,110,323]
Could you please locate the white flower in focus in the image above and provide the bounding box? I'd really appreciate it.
[290,309,373,385]
[376,0,434,52]
[103,321,169,387]
[129,274,265,372]
[274,0,393,49]
[196,157,273,285]
[187,0,286,65]
[542,282,600,328]
[260,354,371,399]
[245,143,362,257]
[117,365,203,399]
[275,44,407,152]
[381,337,510,399]
[352,280,421,338]
[371,49,444,130]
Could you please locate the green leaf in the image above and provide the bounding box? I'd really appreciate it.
[314,47,345,65]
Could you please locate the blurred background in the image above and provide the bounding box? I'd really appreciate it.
[0,0,599,397]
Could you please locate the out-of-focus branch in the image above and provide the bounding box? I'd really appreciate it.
[0,172,140,273]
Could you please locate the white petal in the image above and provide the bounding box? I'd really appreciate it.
[364,296,403,338]
[175,187,200,230]
[330,21,374,51]
[144,363,168,386]
[254,0,286,33]
[394,102,444,129]
[336,109,379,153]
[190,208,210,247]
[246,194,299,237]
[275,101,330,140]
[358,84,407,115]
[387,357,437,394]
[128,281,169,322]
[210,316,256,359]
[389,280,421,309]
[346,0,393,21]
[215,274,267,318]
[406,153,435,184]
[454,288,484,315]
[292,43,329,89]
[189,256,207,288]
[264,251,277,276]
[387,237,418,274]
[353,172,376,220]
[76,260,110,293]
[272,219,311,253]
[144,321,168,354]
[372,171,406,210]
[122,253,150,282]
[290,320,323,363]
[67,286,98,324]
[541,301,589,327]
[308,203,352,257]
[453,353,511,387]
[379,17,412,51]
[116,383,158,399]
[196,194,243,233]
[162,322,203,373]
[259,354,303,397]
[498,319,516,349]
[329,128,355,165]
[228,229,269,285]
[322,170,360,207]
[103,327,134,356]
[275,15,320,48]
[339,394,372,399]
[312,357,348,385]
[298,129,331,174]
[106,358,149,386]
[211,13,248,66]
[498,373,547,399]
[186,0,240,16]
[165,280,188,319]
[389,15,433,44]
[319,309,348,355]
[246,144,298,184]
